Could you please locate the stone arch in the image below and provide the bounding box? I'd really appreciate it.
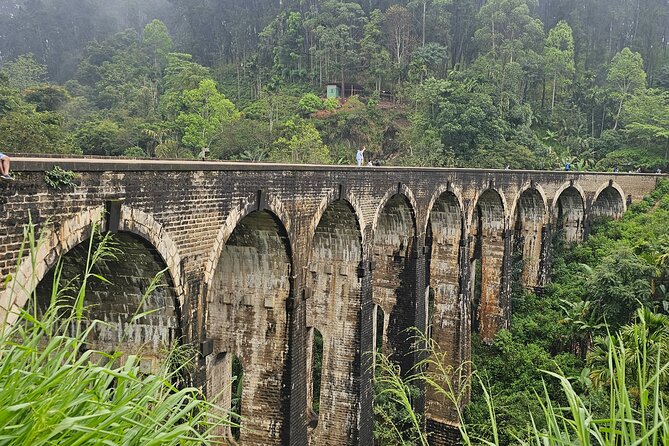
[511,186,548,288]
[1,206,184,331]
[206,209,293,445]
[119,206,185,304]
[425,190,464,426]
[34,230,181,370]
[591,181,626,220]
[306,200,363,445]
[203,192,293,299]
[467,187,509,230]
[372,184,419,235]
[509,183,548,224]
[553,183,586,243]
[372,192,417,374]
[424,183,465,236]
[306,188,368,258]
[469,189,507,341]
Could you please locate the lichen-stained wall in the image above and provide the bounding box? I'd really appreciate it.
[372,193,417,374]
[35,232,180,372]
[207,210,291,445]
[0,157,663,446]
[306,200,362,446]
[591,185,625,220]
[553,186,586,243]
[425,191,463,425]
[513,187,547,288]
[470,189,507,342]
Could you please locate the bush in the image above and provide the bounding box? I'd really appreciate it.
[0,223,232,444]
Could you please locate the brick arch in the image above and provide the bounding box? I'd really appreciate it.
[306,199,363,445]
[203,192,293,298]
[0,206,105,327]
[3,206,183,362]
[466,187,509,230]
[469,188,508,341]
[424,183,465,236]
[510,186,548,288]
[306,188,367,257]
[371,184,418,235]
[552,183,586,243]
[509,182,549,226]
[206,207,293,445]
[591,180,627,218]
[424,189,465,428]
[34,230,181,370]
[552,182,586,216]
[119,205,185,305]
[372,191,418,374]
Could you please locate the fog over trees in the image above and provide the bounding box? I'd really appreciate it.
[1,0,669,170]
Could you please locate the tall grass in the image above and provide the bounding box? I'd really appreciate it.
[373,312,669,446]
[0,222,231,445]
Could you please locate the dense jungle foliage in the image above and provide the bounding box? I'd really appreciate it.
[373,181,669,444]
[2,0,669,169]
[466,179,669,443]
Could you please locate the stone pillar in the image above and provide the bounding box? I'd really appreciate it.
[288,275,308,446]
[357,258,374,446]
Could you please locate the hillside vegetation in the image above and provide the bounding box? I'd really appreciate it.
[1,0,669,169]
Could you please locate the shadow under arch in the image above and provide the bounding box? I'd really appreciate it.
[469,188,507,342]
[511,185,548,288]
[202,193,294,300]
[306,199,363,445]
[206,208,293,445]
[34,230,182,370]
[424,189,465,427]
[372,192,418,375]
[372,184,419,235]
[305,189,368,263]
[591,181,626,220]
[552,183,586,243]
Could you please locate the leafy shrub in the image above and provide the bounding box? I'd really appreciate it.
[44,165,77,189]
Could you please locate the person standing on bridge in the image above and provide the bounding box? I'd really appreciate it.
[356,146,366,166]
[0,153,12,180]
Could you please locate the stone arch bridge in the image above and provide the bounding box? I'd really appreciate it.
[0,157,661,445]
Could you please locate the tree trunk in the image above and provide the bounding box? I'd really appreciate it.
[551,74,557,112]
[613,97,624,130]
[422,1,426,47]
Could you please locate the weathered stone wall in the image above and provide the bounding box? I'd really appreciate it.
[35,232,180,372]
[307,200,362,445]
[0,157,663,446]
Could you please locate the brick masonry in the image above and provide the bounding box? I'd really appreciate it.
[0,156,663,445]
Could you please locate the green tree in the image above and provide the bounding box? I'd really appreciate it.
[23,85,70,112]
[384,5,416,86]
[74,119,122,155]
[607,48,647,130]
[1,54,48,91]
[269,118,330,164]
[545,21,575,113]
[0,110,74,154]
[361,9,392,92]
[176,79,241,153]
[159,53,211,120]
[621,88,669,165]
[473,0,544,113]
[142,19,173,76]
[304,0,367,87]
